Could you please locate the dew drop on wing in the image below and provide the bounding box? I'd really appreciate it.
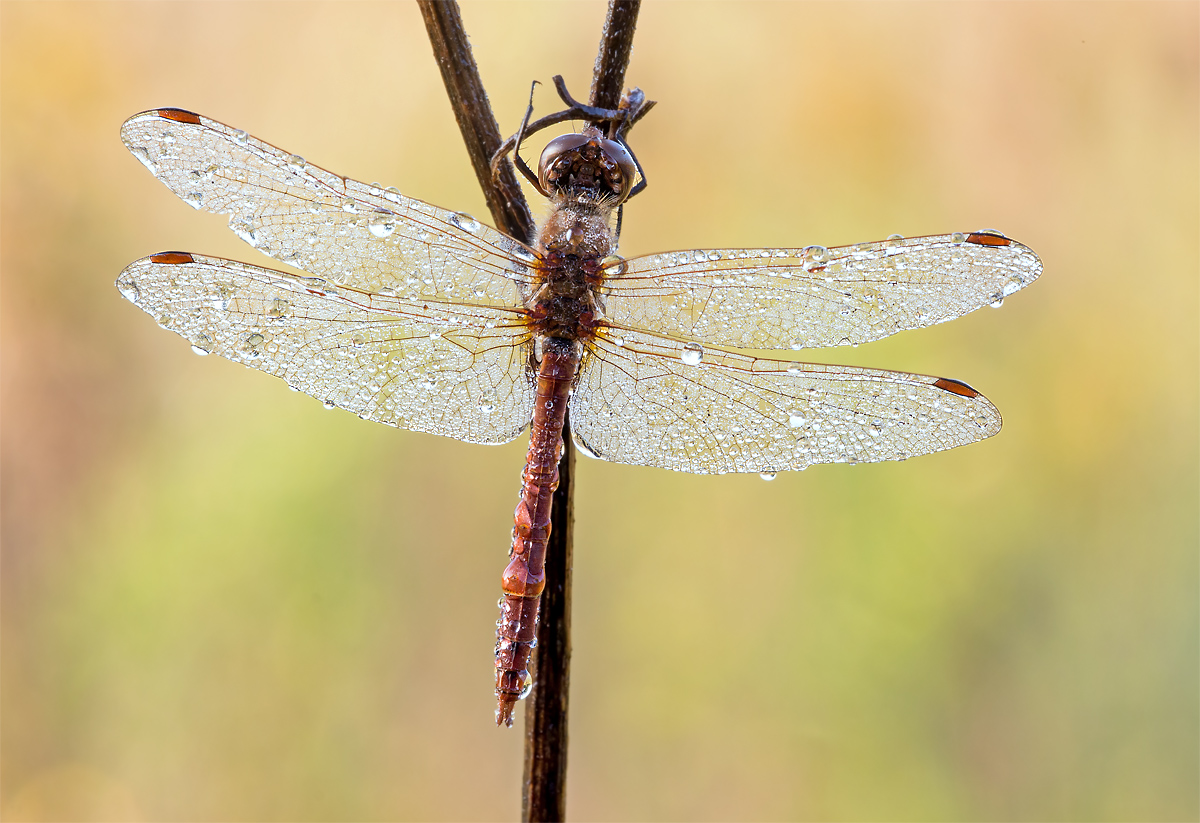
[450,212,480,233]
[286,154,306,172]
[182,191,203,209]
[681,342,703,366]
[801,245,829,268]
[788,413,806,429]
[130,146,156,173]
[951,231,966,244]
[229,216,260,246]
[368,211,397,238]
[575,437,601,460]
[518,672,534,700]
[322,400,335,410]
[232,128,249,145]
[760,472,777,481]
[512,246,538,264]
[117,278,140,304]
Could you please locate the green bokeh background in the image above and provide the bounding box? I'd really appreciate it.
[2,2,1196,820]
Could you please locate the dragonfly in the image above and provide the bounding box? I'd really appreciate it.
[116,96,1041,727]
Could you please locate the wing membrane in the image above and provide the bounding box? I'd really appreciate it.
[601,233,1042,350]
[570,330,1001,474]
[120,109,537,306]
[118,252,535,444]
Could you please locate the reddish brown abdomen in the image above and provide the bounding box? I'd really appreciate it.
[495,337,581,726]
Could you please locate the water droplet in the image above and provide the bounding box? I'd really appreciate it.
[450,212,480,233]
[887,234,905,244]
[242,332,265,358]
[232,129,249,145]
[350,335,365,349]
[760,472,777,481]
[228,216,260,247]
[117,278,140,303]
[479,400,496,414]
[680,342,703,366]
[512,246,538,264]
[155,314,171,329]
[322,400,335,410]
[989,296,1004,308]
[603,254,627,276]
[341,197,358,213]
[286,154,306,172]
[189,164,217,183]
[951,232,966,244]
[869,421,883,436]
[384,185,401,197]
[300,276,336,297]
[974,227,1006,239]
[181,191,203,209]
[1002,278,1022,296]
[130,145,156,172]
[268,297,290,318]
[801,245,829,268]
[788,413,806,428]
[191,334,212,355]
[368,210,396,238]
[518,671,534,700]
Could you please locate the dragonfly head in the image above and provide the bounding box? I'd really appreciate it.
[538,129,637,206]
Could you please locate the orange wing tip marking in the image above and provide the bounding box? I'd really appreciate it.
[149,252,196,265]
[153,108,202,124]
[965,231,1012,247]
[933,377,980,398]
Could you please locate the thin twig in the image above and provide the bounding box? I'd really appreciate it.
[419,1,642,819]
[417,0,534,242]
[524,2,641,821]
[591,0,641,110]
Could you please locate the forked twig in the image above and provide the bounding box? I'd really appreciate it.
[418,1,644,819]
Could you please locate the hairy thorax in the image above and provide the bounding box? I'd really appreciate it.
[527,198,617,342]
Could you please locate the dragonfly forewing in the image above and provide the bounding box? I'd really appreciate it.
[120,109,538,307]
[600,233,1042,351]
[570,329,1001,474]
[118,252,536,444]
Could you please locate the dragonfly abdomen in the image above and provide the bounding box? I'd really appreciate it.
[495,336,581,727]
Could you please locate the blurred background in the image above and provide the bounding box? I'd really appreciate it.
[2,2,1196,820]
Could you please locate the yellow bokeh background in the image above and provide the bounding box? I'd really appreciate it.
[2,2,1196,820]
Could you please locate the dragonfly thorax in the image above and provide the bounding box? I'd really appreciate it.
[529,195,613,343]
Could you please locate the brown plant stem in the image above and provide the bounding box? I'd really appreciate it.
[417,0,535,243]
[419,1,642,819]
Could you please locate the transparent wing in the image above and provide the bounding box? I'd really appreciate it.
[600,232,1042,350]
[120,108,538,305]
[117,252,535,444]
[570,330,1001,474]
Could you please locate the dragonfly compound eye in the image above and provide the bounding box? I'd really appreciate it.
[538,133,637,203]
